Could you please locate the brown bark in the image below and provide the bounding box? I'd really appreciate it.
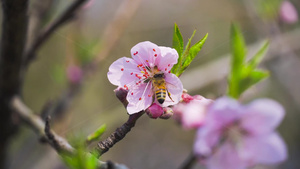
[0,0,29,168]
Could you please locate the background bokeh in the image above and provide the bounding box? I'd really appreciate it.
[6,0,300,168]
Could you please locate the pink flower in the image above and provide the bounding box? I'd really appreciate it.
[194,97,287,169]
[279,1,298,24]
[173,94,213,129]
[107,41,183,114]
[67,65,83,84]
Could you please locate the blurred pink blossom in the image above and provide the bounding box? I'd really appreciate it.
[107,41,183,114]
[67,65,83,84]
[279,1,298,24]
[194,97,287,169]
[173,93,213,129]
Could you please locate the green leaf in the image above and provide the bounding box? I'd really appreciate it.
[172,23,184,57]
[86,124,106,143]
[239,70,269,94]
[228,23,247,98]
[170,24,208,77]
[248,41,269,69]
[171,30,196,76]
[231,24,247,69]
[181,33,208,72]
[227,24,270,98]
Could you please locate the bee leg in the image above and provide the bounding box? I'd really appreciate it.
[152,94,155,103]
[167,90,174,102]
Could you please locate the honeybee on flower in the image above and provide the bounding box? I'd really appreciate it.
[107,41,183,114]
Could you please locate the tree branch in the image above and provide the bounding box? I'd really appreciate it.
[11,96,129,169]
[24,0,88,66]
[26,0,55,50]
[96,111,144,156]
[178,153,197,169]
[0,1,29,168]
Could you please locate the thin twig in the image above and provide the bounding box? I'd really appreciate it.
[24,0,88,65]
[96,111,144,156]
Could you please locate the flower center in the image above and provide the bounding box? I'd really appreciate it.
[223,122,247,145]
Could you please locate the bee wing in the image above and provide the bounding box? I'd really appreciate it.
[161,73,183,107]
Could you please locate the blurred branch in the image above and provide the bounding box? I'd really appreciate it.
[94,0,141,64]
[11,96,129,169]
[96,111,144,156]
[26,0,55,50]
[11,96,75,153]
[178,153,197,169]
[24,0,88,66]
[41,84,82,120]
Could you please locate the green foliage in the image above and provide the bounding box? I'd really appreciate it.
[61,134,99,169]
[61,149,98,169]
[228,24,269,99]
[171,23,208,77]
[52,64,67,84]
[255,0,281,20]
[74,39,100,65]
[86,124,106,143]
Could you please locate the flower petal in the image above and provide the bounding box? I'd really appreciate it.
[159,73,183,107]
[107,57,141,87]
[126,82,153,114]
[156,46,178,73]
[181,100,207,129]
[242,132,287,165]
[207,142,246,169]
[206,97,241,130]
[240,99,285,135]
[194,126,221,157]
[130,41,160,68]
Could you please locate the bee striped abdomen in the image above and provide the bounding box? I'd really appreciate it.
[156,88,166,104]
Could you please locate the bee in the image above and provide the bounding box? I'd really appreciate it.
[146,66,174,104]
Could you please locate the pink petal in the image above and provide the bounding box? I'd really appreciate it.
[156,46,178,73]
[159,73,183,107]
[130,41,160,68]
[181,100,207,129]
[206,97,241,130]
[242,132,287,165]
[107,57,140,87]
[240,99,285,136]
[280,1,298,24]
[194,125,221,157]
[126,82,153,114]
[207,142,246,169]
